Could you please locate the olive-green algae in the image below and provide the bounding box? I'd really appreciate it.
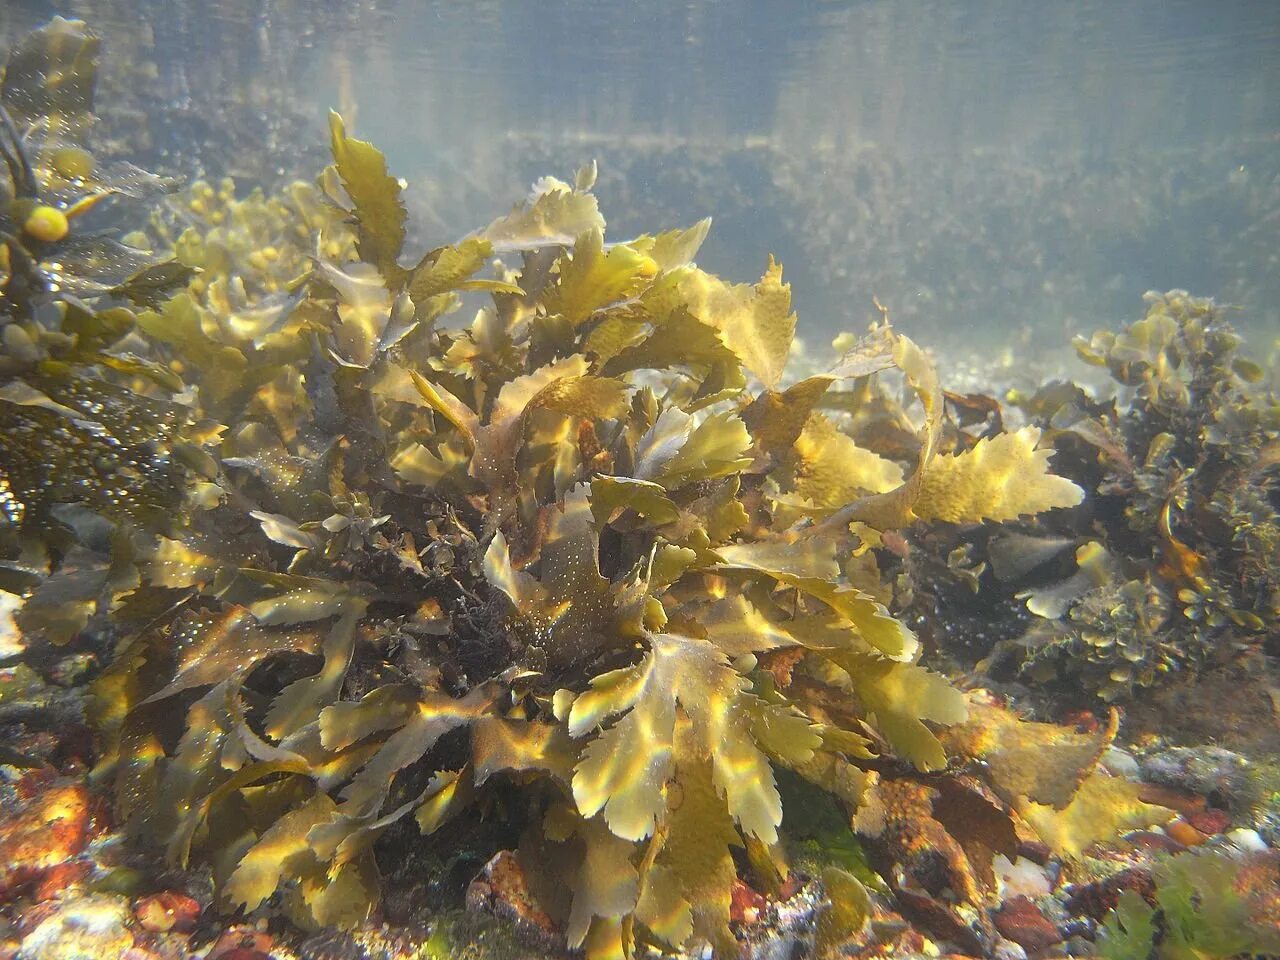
[1098,849,1280,960]
[1002,291,1280,700]
[8,18,1262,960]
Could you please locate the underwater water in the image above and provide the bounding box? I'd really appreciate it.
[3,0,1280,355]
[1,4,1279,960]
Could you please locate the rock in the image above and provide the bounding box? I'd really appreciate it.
[993,896,1061,952]
[464,851,559,940]
[29,863,92,902]
[895,888,990,957]
[16,894,134,960]
[1226,828,1267,854]
[738,879,824,960]
[1139,746,1255,814]
[1015,838,1052,866]
[1184,808,1231,835]
[1064,934,1098,956]
[47,654,95,688]
[1065,868,1155,920]
[207,926,274,959]
[0,778,92,903]
[1135,782,1205,816]
[1101,746,1139,779]
[993,855,1053,899]
[730,879,767,924]
[1034,895,1069,927]
[133,891,200,933]
[296,929,369,960]
[992,937,1028,960]
[1124,830,1185,853]
[0,665,44,706]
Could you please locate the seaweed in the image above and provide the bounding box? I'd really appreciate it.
[1001,291,1280,700]
[0,18,183,315]
[47,109,1092,956]
[0,21,1121,956]
[0,19,207,613]
[1097,849,1280,960]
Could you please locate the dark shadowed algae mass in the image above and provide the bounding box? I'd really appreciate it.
[0,16,1278,960]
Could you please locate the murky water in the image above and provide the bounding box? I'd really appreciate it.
[3,0,1277,352]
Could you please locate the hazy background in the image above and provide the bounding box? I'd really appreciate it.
[3,0,1278,359]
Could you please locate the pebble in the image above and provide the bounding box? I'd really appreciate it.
[0,591,24,657]
[993,855,1053,899]
[16,894,134,960]
[1225,828,1267,854]
[1165,818,1210,847]
[1101,746,1139,779]
[991,937,1028,960]
[993,897,1061,952]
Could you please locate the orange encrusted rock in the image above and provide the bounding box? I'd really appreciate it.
[465,850,559,938]
[0,778,92,903]
[133,891,201,933]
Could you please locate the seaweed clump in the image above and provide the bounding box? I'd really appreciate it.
[0,17,183,317]
[0,18,205,632]
[1,32,1099,956]
[1097,848,1280,960]
[1006,291,1280,700]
